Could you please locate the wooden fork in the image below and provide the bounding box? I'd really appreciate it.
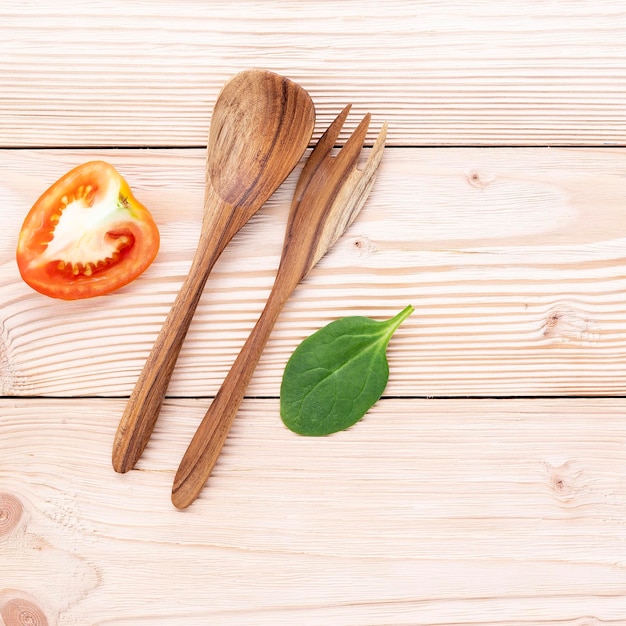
[172,105,387,509]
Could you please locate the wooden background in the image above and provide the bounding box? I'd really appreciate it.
[2,1,626,624]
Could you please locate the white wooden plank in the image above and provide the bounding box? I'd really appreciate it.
[3,2,626,624]
[1,0,626,147]
[2,397,626,624]
[3,148,626,397]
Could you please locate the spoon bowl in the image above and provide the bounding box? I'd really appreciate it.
[112,69,315,474]
[208,70,314,207]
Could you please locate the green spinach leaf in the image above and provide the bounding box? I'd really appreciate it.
[280,305,414,436]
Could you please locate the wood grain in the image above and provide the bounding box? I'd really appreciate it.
[2,397,626,624]
[2,0,626,147]
[3,3,626,623]
[2,148,626,398]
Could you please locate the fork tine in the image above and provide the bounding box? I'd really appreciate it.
[292,104,352,203]
[343,121,387,226]
[332,111,372,173]
[308,120,386,269]
[359,120,387,178]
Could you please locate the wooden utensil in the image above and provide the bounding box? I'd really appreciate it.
[172,105,387,508]
[112,69,315,473]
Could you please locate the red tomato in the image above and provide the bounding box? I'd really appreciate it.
[17,161,160,300]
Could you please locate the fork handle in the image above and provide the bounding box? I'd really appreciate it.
[171,276,295,509]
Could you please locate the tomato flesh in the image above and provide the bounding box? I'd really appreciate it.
[17,161,160,300]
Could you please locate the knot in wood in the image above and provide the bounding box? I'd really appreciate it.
[542,306,599,345]
[1,596,49,626]
[546,460,585,505]
[0,494,24,538]
[466,168,496,189]
[349,235,376,256]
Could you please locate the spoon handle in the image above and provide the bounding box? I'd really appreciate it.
[112,220,227,474]
[171,276,295,509]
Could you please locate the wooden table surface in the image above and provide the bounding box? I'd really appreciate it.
[2,2,626,624]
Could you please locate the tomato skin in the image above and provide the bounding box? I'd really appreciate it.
[17,161,160,300]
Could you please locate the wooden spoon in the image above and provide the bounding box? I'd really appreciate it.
[112,69,315,473]
[172,105,387,508]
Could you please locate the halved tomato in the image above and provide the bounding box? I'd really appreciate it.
[17,161,160,300]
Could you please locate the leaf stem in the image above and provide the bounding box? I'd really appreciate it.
[386,304,414,334]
